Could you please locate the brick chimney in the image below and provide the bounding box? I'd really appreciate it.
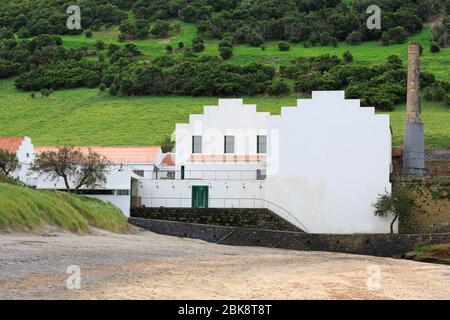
[402,43,426,174]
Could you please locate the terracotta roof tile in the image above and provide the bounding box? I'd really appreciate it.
[35,146,162,164]
[0,137,25,154]
[161,153,176,166]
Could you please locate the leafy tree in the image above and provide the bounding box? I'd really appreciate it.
[31,146,110,192]
[178,41,185,50]
[85,29,93,38]
[135,19,149,39]
[192,36,205,52]
[373,187,415,233]
[150,20,170,38]
[160,136,174,153]
[0,150,20,177]
[29,19,53,36]
[166,45,173,54]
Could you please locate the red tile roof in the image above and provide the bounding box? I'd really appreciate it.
[0,137,25,154]
[35,146,162,164]
[188,154,266,163]
[161,153,176,166]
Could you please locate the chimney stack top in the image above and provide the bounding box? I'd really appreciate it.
[408,42,420,55]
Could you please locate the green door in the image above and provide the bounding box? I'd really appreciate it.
[192,186,209,208]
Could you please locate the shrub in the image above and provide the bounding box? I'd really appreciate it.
[381,31,390,45]
[278,41,290,51]
[85,29,93,38]
[248,33,264,47]
[166,45,173,54]
[17,27,30,39]
[219,46,233,60]
[267,79,290,96]
[373,187,415,233]
[192,36,205,52]
[387,55,402,67]
[95,40,105,50]
[343,50,353,63]
[430,42,440,53]
[386,26,408,44]
[150,20,170,38]
[346,31,362,45]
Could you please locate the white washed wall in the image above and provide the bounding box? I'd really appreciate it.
[139,179,265,209]
[175,99,269,165]
[265,91,393,234]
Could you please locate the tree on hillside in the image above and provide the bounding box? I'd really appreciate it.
[31,147,110,192]
[372,187,415,233]
[160,136,175,153]
[0,150,20,177]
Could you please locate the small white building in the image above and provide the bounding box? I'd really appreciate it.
[0,137,35,183]
[32,146,163,216]
[0,91,394,233]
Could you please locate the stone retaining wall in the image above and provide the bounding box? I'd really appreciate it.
[131,207,302,232]
[129,217,450,257]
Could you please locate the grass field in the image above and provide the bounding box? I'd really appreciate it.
[1,23,448,148]
[0,79,448,148]
[0,183,128,232]
[60,23,450,81]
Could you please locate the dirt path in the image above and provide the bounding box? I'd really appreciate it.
[0,230,449,300]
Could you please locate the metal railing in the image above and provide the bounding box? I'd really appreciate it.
[139,196,309,232]
[140,169,266,181]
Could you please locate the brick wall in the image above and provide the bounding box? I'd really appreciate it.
[394,178,450,234]
[392,149,450,176]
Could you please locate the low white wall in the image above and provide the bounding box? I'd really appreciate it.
[85,194,131,217]
[139,179,265,209]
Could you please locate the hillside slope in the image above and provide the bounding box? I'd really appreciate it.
[0,183,128,233]
[0,79,448,148]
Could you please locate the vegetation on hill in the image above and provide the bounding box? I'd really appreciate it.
[1,0,447,45]
[0,1,448,147]
[0,183,128,233]
[0,78,448,148]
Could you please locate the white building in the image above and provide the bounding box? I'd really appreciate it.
[0,91,394,233]
[0,137,35,183]
[32,146,163,216]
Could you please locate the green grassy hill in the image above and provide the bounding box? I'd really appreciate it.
[61,24,450,81]
[0,183,128,233]
[0,25,448,148]
[0,78,448,148]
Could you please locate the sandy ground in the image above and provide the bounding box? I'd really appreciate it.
[0,229,449,300]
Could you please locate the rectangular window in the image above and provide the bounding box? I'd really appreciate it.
[224,136,235,154]
[257,135,267,154]
[192,136,202,154]
[115,189,130,196]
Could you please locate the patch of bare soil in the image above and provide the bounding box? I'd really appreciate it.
[0,232,449,300]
